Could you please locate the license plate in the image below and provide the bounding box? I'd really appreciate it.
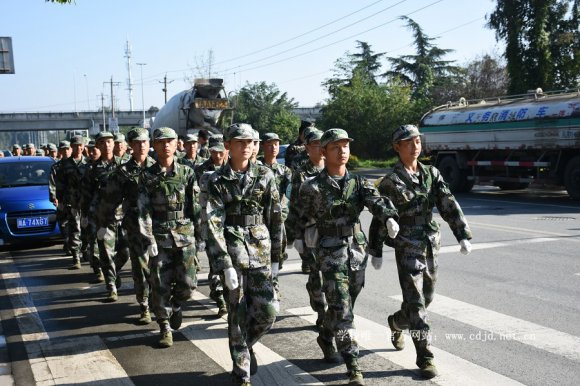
[17,216,49,228]
[192,98,229,109]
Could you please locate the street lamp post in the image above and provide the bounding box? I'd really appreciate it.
[136,63,147,128]
[83,74,90,111]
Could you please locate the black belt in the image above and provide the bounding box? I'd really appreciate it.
[225,214,263,226]
[318,223,360,238]
[154,211,184,221]
[398,214,432,226]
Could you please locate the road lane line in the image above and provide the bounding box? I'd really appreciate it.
[288,307,524,386]
[189,292,324,386]
[391,294,580,363]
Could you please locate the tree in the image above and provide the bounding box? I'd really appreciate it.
[319,72,417,159]
[459,54,509,101]
[488,0,580,93]
[323,41,384,97]
[231,82,299,143]
[383,16,463,103]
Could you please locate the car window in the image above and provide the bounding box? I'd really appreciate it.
[0,160,53,187]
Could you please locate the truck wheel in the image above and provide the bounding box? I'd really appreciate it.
[438,156,468,193]
[564,156,580,200]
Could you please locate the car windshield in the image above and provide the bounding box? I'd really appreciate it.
[0,160,53,187]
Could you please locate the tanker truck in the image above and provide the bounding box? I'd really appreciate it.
[151,78,232,136]
[419,89,580,199]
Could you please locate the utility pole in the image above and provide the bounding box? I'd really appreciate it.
[103,76,121,119]
[125,40,134,111]
[136,63,147,128]
[158,74,174,104]
[99,93,106,131]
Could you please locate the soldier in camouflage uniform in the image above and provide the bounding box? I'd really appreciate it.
[100,128,157,324]
[260,132,292,302]
[284,120,313,170]
[177,133,207,169]
[12,144,22,157]
[60,135,88,269]
[113,133,131,162]
[81,131,129,302]
[197,129,211,159]
[194,134,228,316]
[138,127,200,348]
[368,124,473,379]
[193,134,228,180]
[297,129,399,386]
[206,123,281,386]
[47,143,58,160]
[49,140,72,257]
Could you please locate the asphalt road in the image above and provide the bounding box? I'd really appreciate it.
[1,184,579,386]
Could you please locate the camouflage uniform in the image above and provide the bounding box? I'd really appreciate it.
[79,156,101,276]
[298,129,398,376]
[101,129,157,314]
[368,160,472,369]
[49,145,69,255]
[198,142,210,159]
[60,137,88,267]
[138,128,200,337]
[81,132,129,298]
[206,124,281,384]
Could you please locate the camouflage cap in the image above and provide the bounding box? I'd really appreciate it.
[304,128,323,145]
[22,144,29,150]
[261,132,280,142]
[253,129,261,142]
[95,131,114,141]
[35,149,44,156]
[184,133,199,143]
[320,128,353,147]
[58,140,71,149]
[70,135,85,145]
[392,124,422,144]
[127,127,150,142]
[152,127,177,140]
[28,143,36,148]
[225,123,254,141]
[208,134,225,152]
[12,144,20,149]
[47,143,58,152]
[40,143,48,149]
[86,139,96,148]
[114,133,126,143]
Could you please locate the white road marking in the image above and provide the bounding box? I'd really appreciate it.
[288,307,524,386]
[391,294,580,363]
[575,273,580,277]
[189,292,323,385]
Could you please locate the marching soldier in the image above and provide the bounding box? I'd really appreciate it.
[297,128,399,386]
[60,135,88,269]
[81,131,129,302]
[206,123,281,385]
[138,127,200,348]
[285,120,313,170]
[368,124,473,379]
[177,133,206,169]
[49,140,72,257]
[114,133,131,162]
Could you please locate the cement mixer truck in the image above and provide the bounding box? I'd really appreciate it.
[419,89,580,199]
[151,78,233,136]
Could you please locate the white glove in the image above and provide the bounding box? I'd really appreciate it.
[273,290,280,313]
[196,241,206,252]
[147,244,158,257]
[371,256,383,270]
[271,262,279,278]
[387,218,399,239]
[81,216,88,228]
[460,239,472,255]
[96,227,107,241]
[294,239,305,254]
[224,267,239,290]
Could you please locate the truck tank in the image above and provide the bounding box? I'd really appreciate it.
[151,78,232,137]
[419,89,580,198]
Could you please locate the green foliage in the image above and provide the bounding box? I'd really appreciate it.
[488,0,580,93]
[319,72,418,159]
[231,81,299,143]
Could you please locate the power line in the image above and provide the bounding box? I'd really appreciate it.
[214,0,389,65]
[217,0,444,76]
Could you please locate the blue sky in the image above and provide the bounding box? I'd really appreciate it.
[0,0,501,112]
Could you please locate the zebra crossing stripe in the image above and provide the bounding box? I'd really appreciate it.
[189,291,324,386]
[392,294,580,363]
[287,307,524,386]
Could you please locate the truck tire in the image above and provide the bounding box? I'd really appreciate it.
[438,156,468,193]
[564,156,580,200]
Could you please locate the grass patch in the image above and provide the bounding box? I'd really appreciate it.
[349,155,398,169]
